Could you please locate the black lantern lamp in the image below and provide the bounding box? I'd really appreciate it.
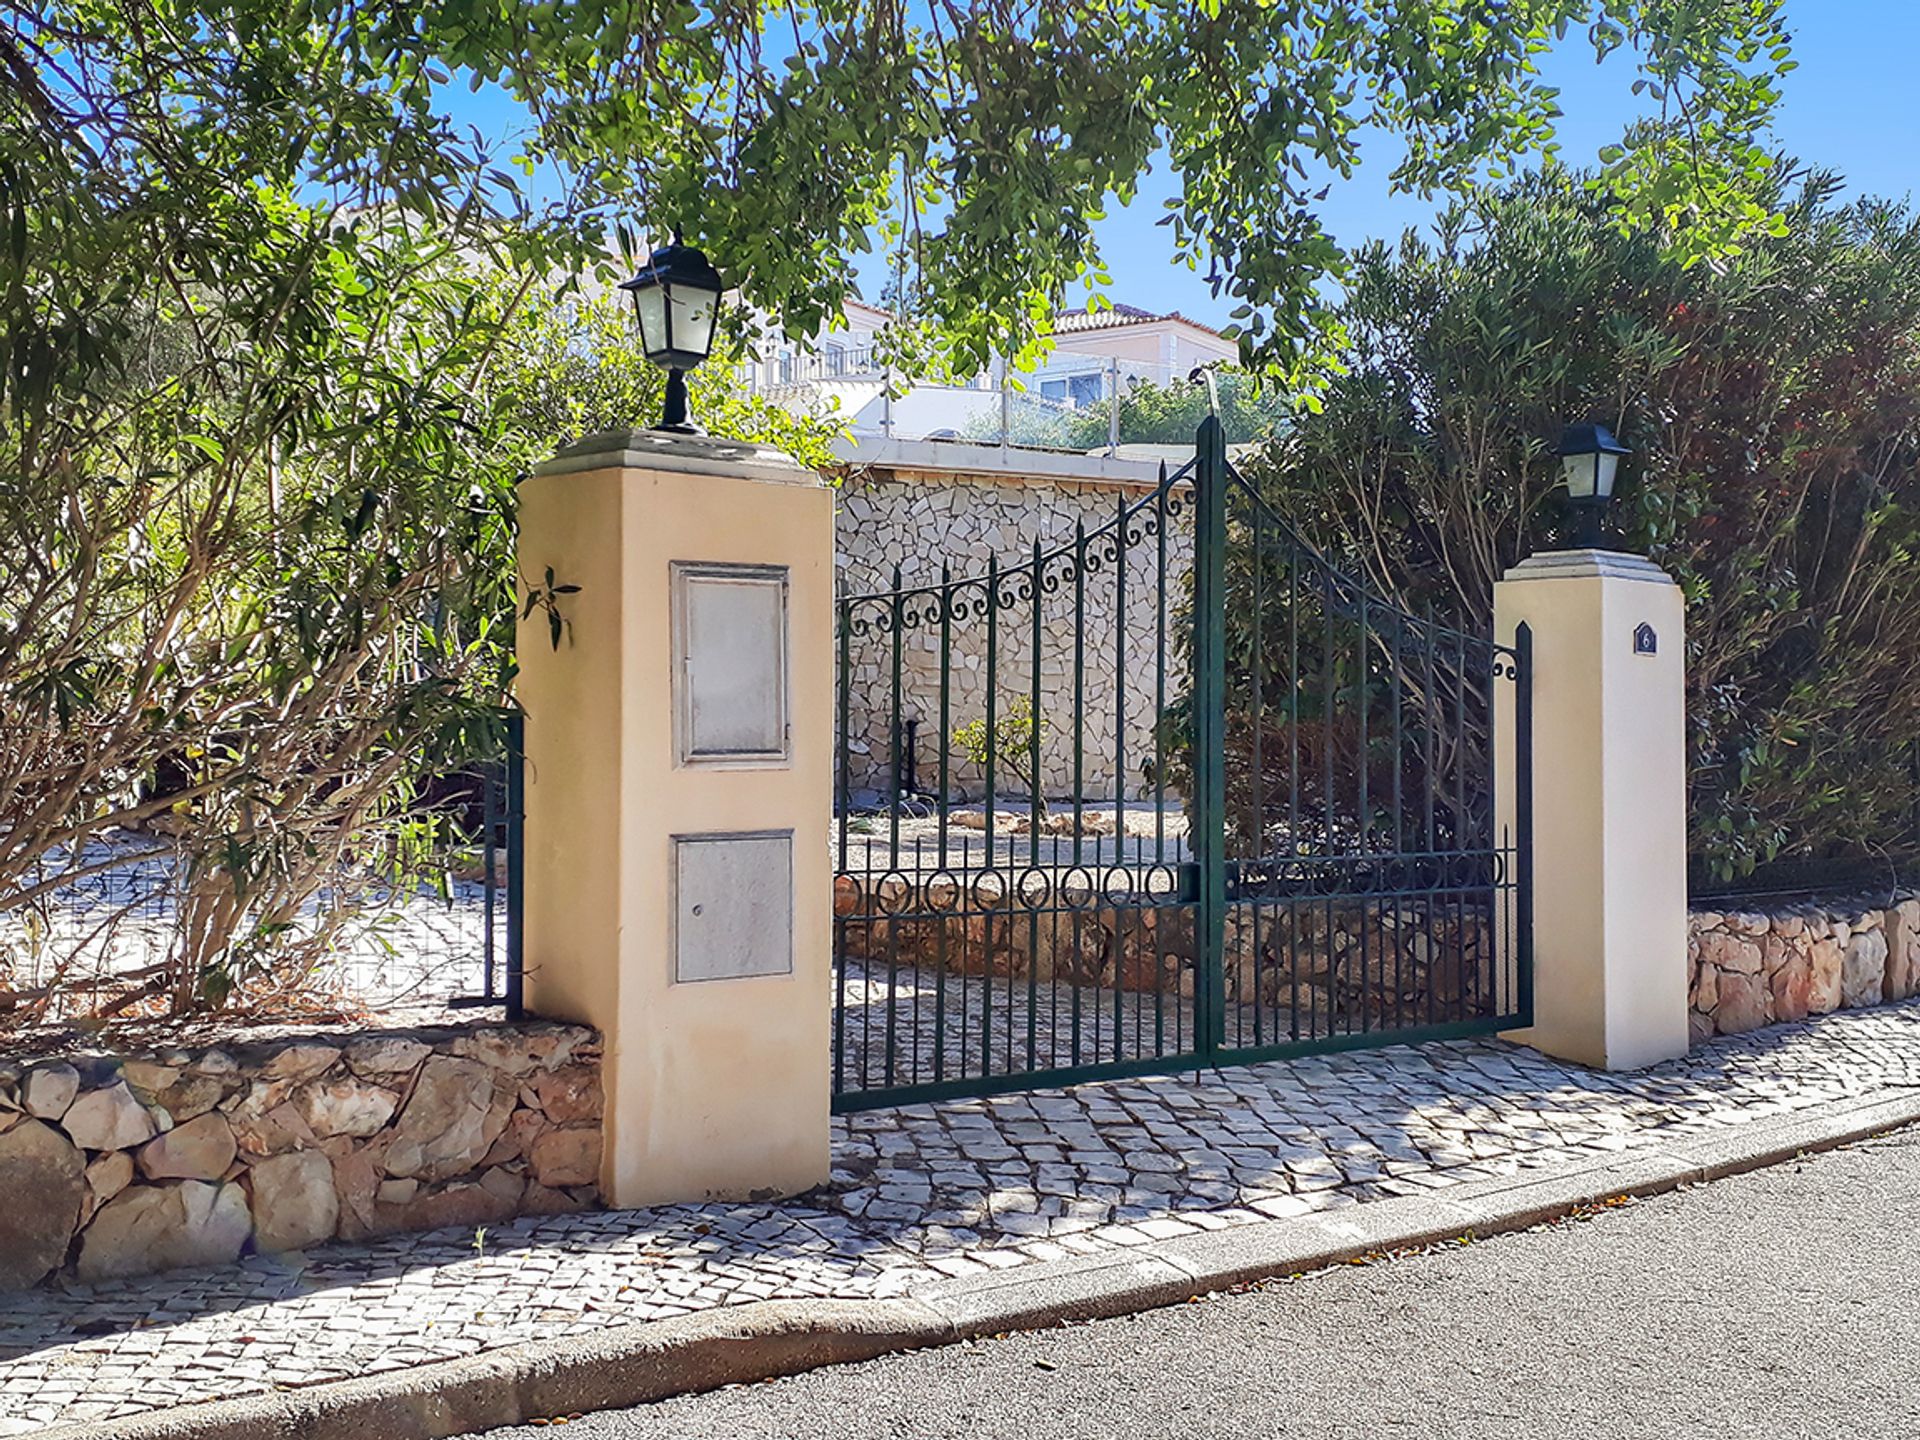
[619,234,724,434]
[1556,422,1632,549]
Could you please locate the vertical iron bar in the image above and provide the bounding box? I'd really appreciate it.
[1391,609,1404,853]
[959,830,973,1081]
[1115,491,1128,844]
[884,569,904,1087]
[1249,487,1266,1048]
[889,566,904,856]
[984,561,998,1080]
[935,570,952,1083]
[1321,565,1337,1036]
[1288,550,1300,1041]
[1029,541,1044,1074]
[1154,469,1168,1055]
[1321,566,1336,860]
[504,710,525,1021]
[910,835,924,1085]
[481,747,498,1002]
[1193,417,1229,1058]
[1422,602,1437,855]
[1071,521,1087,1065]
[1356,588,1369,1036]
[1155,467,1168,853]
[1113,492,1127,1060]
[1391,607,1405,1031]
[835,600,852,1095]
[1452,622,1468,1025]
[1452,625,1468,853]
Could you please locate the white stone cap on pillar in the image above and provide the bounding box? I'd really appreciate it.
[1502,549,1677,586]
[532,428,818,486]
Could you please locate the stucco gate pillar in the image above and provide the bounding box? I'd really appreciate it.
[516,429,832,1207]
[1495,549,1690,1070]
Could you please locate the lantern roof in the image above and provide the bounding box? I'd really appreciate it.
[1557,422,1631,457]
[618,237,724,298]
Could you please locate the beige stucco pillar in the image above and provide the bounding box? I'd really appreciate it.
[516,429,832,1207]
[1495,549,1690,1070]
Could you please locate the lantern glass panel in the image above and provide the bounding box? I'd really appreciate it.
[631,284,670,363]
[668,283,719,365]
[1560,449,1621,500]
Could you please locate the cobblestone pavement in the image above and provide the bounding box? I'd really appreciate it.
[6,1003,1920,1433]
[3,838,505,1011]
[832,952,1507,1094]
[835,960,1207,1093]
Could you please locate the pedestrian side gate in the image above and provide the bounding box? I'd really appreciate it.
[832,417,1532,1110]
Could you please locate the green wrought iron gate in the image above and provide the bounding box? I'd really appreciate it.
[832,417,1531,1110]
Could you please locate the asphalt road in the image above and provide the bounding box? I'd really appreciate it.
[477,1126,1920,1440]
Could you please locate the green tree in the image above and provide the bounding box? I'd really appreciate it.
[1,0,1796,378]
[953,696,1050,812]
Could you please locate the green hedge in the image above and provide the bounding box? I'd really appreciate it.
[1215,170,1920,881]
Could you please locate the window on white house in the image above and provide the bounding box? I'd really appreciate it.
[1042,372,1106,408]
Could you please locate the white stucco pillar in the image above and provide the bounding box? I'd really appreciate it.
[516,429,832,1207]
[1495,549,1690,1070]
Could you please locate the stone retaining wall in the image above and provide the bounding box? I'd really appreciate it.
[839,876,1500,1023]
[1688,897,1920,1045]
[0,1019,603,1291]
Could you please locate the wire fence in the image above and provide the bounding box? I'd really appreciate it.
[1686,743,1920,904]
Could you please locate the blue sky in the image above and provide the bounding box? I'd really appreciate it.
[446,5,1914,328]
[1086,5,1917,326]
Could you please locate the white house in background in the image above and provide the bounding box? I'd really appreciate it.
[1036,304,1239,404]
[740,301,1238,448]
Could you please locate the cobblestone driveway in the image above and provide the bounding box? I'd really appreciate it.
[5,1003,1920,1433]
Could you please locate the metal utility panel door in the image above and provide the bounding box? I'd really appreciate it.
[672,561,791,766]
[673,831,795,982]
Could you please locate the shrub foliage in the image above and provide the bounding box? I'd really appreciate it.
[0,177,828,1018]
[1237,170,1920,878]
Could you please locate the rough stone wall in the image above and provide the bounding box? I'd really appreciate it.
[838,876,1500,1024]
[836,470,1194,803]
[0,1019,602,1291]
[1687,897,1920,1045]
